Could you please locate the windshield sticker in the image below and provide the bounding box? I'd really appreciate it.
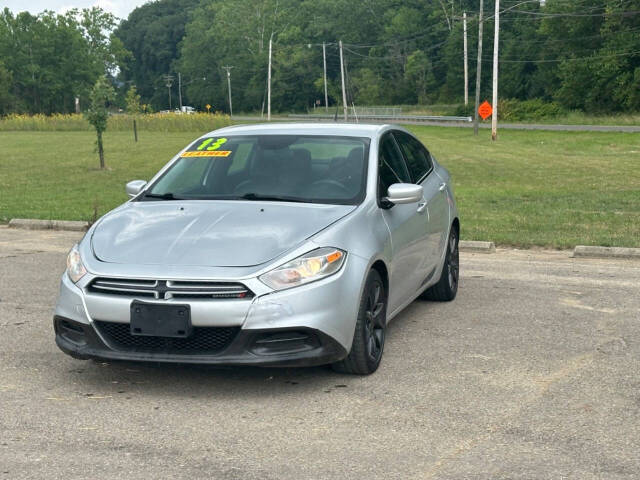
[195,137,227,151]
[196,138,213,150]
[181,150,231,157]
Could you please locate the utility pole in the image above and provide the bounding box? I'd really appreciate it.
[323,42,328,112]
[163,74,174,111]
[221,66,234,117]
[339,40,348,121]
[267,35,273,121]
[463,11,469,106]
[491,0,500,141]
[178,72,183,110]
[473,0,484,136]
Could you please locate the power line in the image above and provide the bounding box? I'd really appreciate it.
[343,39,449,61]
[314,2,639,54]
[461,0,636,17]
[479,49,640,63]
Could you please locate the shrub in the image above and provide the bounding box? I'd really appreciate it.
[498,99,566,121]
[452,103,475,117]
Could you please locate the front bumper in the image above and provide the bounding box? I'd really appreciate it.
[54,316,346,366]
[53,253,368,366]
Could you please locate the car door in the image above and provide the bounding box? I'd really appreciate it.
[377,132,430,313]
[394,131,450,273]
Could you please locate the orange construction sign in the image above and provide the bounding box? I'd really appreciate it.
[478,101,493,120]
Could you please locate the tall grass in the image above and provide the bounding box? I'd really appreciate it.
[0,113,233,132]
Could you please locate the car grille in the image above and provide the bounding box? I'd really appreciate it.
[88,278,253,300]
[93,320,240,354]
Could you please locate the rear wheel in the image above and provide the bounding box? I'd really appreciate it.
[332,270,386,375]
[421,225,459,301]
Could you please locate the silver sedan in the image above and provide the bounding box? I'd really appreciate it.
[55,123,459,374]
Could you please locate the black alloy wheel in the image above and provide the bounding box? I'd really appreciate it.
[447,228,459,293]
[332,270,387,375]
[421,225,459,302]
[364,279,385,365]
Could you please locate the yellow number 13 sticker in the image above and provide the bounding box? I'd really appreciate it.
[197,137,227,151]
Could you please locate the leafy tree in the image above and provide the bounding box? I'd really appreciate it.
[352,68,384,105]
[114,0,200,110]
[629,68,640,111]
[0,7,123,114]
[125,85,142,113]
[587,0,640,112]
[2,0,640,115]
[0,60,13,114]
[85,75,115,169]
[405,50,436,104]
[78,7,120,71]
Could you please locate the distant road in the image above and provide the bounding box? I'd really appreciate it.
[232,115,640,133]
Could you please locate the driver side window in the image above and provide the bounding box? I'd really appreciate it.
[378,133,410,199]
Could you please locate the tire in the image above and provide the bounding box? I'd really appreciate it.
[421,225,459,302]
[331,269,387,375]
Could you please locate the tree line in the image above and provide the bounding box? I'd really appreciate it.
[1,0,639,116]
[0,7,127,114]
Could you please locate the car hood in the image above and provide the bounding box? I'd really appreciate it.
[91,201,355,268]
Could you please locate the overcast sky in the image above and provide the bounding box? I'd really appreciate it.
[2,0,150,20]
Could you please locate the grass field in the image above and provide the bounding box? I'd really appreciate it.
[1,126,638,248]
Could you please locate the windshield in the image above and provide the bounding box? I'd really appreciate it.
[144,135,370,205]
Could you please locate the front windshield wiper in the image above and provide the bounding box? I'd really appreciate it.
[140,192,311,203]
[142,192,184,200]
[239,193,311,203]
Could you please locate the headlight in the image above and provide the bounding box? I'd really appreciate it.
[259,247,346,291]
[66,244,87,283]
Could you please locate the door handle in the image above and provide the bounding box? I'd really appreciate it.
[417,201,427,213]
[439,182,447,192]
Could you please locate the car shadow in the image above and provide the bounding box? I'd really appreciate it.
[59,355,355,400]
[56,299,437,399]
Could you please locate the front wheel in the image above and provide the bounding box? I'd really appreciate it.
[331,270,387,375]
[421,225,459,301]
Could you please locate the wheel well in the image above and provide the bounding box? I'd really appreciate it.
[452,217,460,236]
[371,260,389,296]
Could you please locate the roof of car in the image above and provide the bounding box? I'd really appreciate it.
[206,122,402,138]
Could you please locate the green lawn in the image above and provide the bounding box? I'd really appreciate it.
[0,127,638,248]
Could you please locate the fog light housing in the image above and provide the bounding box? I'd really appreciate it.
[249,330,320,356]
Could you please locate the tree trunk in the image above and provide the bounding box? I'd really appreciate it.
[97,131,105,169]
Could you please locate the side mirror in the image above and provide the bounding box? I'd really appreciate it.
[126,180,147,198]
[384,183,423,206]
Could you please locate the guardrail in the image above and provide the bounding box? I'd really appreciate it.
[350,106,404,116]
[288,114,473,122]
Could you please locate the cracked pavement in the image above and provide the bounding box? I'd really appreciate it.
[0,225,639,479]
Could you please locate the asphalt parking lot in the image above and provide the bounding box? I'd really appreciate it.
[1,225,639,479]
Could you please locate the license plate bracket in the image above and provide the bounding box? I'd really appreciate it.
[130,301,192,338]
